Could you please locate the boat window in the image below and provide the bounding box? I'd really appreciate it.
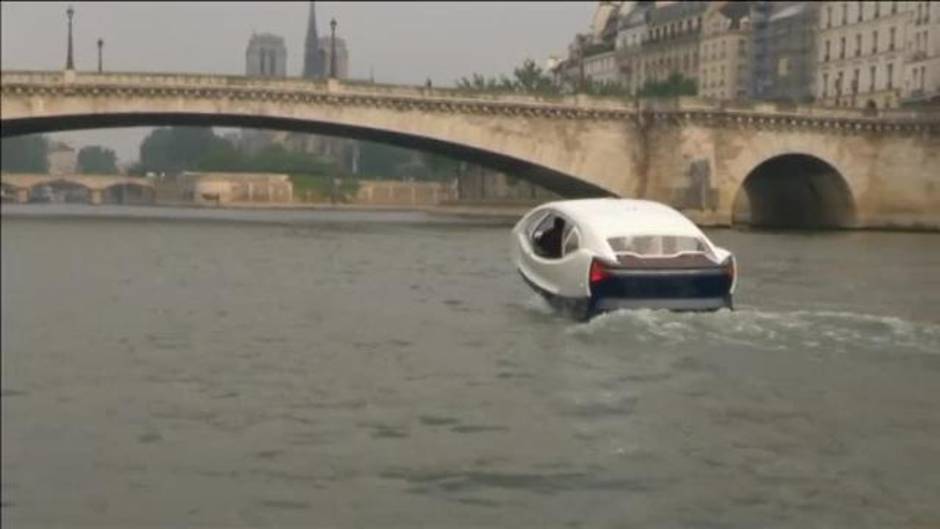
[525,210,552,239]
[608,235,707,256]
[531,213,566,259]
[563,227,581,256]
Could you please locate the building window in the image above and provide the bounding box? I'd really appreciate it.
[923,66,928,90]
[823,72,829,97]
[852,68,860,93]
[836,71,844,95]
[842,2,848,25]
[892,2,897,14]
[858,1,864,22]
[890,27,896,50]
[869,65,876,91]
[840,36,846,59]
[856,34,862,57]
[873,30,878,53]
[886,63,893,89]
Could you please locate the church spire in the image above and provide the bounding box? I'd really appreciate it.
[302,1,323,78]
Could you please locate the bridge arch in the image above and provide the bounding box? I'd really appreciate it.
[25,178,92,191]
[101,181,156,204]
[1,112,612,198]
[26,178,94,203]
[732,153,856,229]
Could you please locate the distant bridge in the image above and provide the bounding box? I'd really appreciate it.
[2,70,938,228]
[0,173,154,204]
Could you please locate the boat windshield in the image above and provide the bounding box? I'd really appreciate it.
[607,235,710,257]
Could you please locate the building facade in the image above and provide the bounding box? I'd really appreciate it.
[641,2,707,85]
[762,2,819,102]
[901,0,940,105]
[179,172,293,205]
[242,33,287,155]
[616,1,654,94]
[302,1,324,78]
[699,1,752,100]
[317,36,350,79]
[289,2,358,173]
[46,142,77,176]
[245,33,287,77]
[816,1,915,109]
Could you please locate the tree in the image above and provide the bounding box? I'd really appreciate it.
[457,58,559,96]
[357,141,414,180]
[512,59,557,95]
[1,134,49,173]
[422,152,462,181]
[77,145,118,174]
[638,72,698,98]
[138,127,229,175]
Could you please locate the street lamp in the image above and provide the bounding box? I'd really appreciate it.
[577,34,586,94]
[97,38,103,72]
[330,18,337,79]
[66,5,75,70]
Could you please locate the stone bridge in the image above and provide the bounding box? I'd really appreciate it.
[0,172,155,204]
[2,70,938,229]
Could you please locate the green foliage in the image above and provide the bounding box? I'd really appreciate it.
[457,58,560,96]
[512,59,557,95]
[139,127,228,175]
[247,143,337,175]
[422,152,462,181]
[357,141,414,179]
[289,174,360,202]
[638,72,698,98]
[1,134,49,173]
[76,145,118,174]
[357,142,460,182]
[137,127,340,176]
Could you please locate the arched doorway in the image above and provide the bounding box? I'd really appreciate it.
[732,154,856,229]
[28,180,92,204]
[102,183,154,205]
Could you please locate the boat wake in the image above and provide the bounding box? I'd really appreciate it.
[562,306,940,355]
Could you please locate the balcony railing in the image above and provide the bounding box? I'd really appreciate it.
[582,41,615,58]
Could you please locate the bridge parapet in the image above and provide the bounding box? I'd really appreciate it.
[1,173,154,191]
[3,70,939,130]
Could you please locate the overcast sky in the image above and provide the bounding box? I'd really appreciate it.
[1,1,594,163]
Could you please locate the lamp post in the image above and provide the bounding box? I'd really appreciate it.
[330,18,337,79]
[577,34,586,94]
[66,5,75,70]
[97,38,103,72]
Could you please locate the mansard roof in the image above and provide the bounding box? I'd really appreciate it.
[648,1,707,25]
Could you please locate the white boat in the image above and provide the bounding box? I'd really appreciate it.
[511,198,736,320]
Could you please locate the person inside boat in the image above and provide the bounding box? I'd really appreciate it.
[537,217,565,258]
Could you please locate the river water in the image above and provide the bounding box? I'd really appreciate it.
[2,204,939,529]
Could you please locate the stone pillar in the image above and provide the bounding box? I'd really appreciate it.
[89,189,102,205]
[15,188,29,203]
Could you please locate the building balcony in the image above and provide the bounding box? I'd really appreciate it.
[582,41,615,58]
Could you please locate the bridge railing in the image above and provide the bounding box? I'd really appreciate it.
[0,69,636,111]
[3,70,938,124]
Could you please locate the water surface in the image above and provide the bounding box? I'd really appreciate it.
[2,205,939,528]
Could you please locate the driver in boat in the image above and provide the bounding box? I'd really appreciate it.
[537,217,565,258]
